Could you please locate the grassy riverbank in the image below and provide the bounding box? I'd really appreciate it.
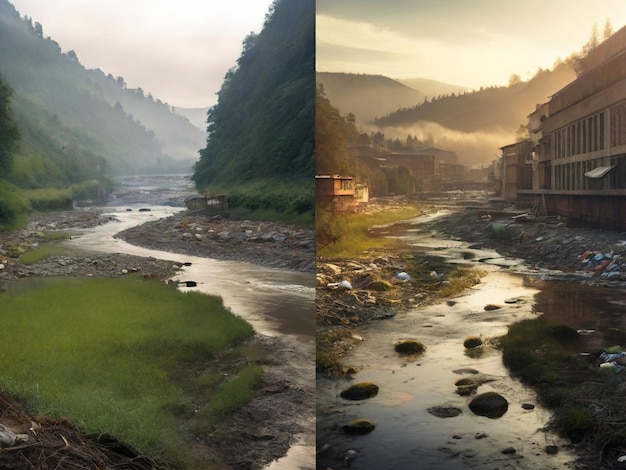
[316,201,486,376]
[316,204,423,258]
[500,317,626,462]
[0,276,258,466]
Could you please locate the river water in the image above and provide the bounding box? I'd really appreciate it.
[67,175,315,469]
[317,211,626,470]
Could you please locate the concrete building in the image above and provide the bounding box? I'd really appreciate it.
[504,25,626,230]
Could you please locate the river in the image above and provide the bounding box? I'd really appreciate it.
[67,175,315,469]
[317,210,626,469]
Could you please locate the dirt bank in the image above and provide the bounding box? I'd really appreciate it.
[0,209,314,469]
[117,212,315,273]
[316,198,626,469]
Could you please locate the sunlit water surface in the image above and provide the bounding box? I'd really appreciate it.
[318,212,626,470]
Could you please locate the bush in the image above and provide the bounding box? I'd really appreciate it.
[0,179,29,230]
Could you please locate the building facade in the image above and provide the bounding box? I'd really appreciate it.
[505,26,626,230]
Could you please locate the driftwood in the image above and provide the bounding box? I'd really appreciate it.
[0,391,172,470]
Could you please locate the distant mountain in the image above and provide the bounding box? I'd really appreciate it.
[173,107,210,132]
[398,78,470,99]
[374,63,576,165]
[316,72,426,124]
[0,0,205,188]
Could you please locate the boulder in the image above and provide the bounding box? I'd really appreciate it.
[394,339,426,355]
[340,382,379,400]
[427,406,462,418]
[469,392,509,418]
[342,419,376,435]
[463,336,483,349]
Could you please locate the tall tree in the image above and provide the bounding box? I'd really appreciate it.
[0,72,20,172]
[193,0,314,188]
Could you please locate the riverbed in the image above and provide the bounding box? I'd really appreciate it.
[317,210,626,469]
[66,175,315,469]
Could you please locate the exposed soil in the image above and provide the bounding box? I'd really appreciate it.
[0,209,314,469]
[116,212,315,273]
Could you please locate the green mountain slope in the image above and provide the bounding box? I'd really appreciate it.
[316,72,426,124]
[372,64,576,165]
[192,0,314,221]
[0,0,203,187]
[376,64,575,133]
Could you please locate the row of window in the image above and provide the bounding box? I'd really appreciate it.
[553,159,606,191]
[554,112,605,159]
[610,102,626,147]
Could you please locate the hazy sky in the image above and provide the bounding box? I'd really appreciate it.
[10,0,273,108]
[317,0,626,89]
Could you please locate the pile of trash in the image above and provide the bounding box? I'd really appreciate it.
[598,346,626,374]
[577,250,626,279]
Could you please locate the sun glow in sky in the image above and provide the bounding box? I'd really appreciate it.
[317,0,626,89]
[10,0,273,108]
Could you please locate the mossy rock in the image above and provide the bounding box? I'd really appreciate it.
[368,280,393,291]
[395,340,426,355]
[469,392,508,419]
[456,384,478,396]
[340,382,379,400]
[463,336,483,349]
[342,418,376,435]
[427,406,462,418]
[484,304,502,311]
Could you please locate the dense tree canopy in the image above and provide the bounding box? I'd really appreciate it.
[0,72,19,173]
[192,0,314,189]
[315,86,357,175]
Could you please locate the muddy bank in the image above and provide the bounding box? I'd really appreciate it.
[316,199,626,469]
[421,205,626,284]
[116,212,315,273]
[0,209,314,469]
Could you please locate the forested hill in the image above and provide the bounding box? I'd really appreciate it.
[0,0,205,188]
[193,0,314,191]
[316,72,427,125]
[375,63,576,134]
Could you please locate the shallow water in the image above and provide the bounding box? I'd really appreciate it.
[66,176,316,469]
[66,205,315,341]
[317,212,626,469]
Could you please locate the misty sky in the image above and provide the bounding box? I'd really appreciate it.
[10,0,273,108]
[317,0,626,89]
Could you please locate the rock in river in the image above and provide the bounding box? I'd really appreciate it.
[342,419,376,435]
[394,339,426,355]
[469,391,509,418]
[340,382,379,400]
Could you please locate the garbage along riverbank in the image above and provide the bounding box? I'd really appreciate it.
[316,199,626,469]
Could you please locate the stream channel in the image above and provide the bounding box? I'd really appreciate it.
[65,175,315,469]
[317,211,626,470]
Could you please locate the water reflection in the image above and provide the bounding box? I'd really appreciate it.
[529,278,626,352]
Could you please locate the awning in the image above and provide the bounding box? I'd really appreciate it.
[584,166,614,178]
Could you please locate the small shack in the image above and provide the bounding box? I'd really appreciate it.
[184,194,207,212]
[184,193,228,213]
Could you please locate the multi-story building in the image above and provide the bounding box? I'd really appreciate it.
[505,26,626,230]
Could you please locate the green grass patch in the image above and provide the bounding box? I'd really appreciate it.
[0,179,30,230]
[0,277,255,464]
[18,244,75,265]
[206,178,314,227]
[317,328,355,376]
[23,188,73,212]
[437,267,486,297]
[316,206,422,258]
[497,317,619,444]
